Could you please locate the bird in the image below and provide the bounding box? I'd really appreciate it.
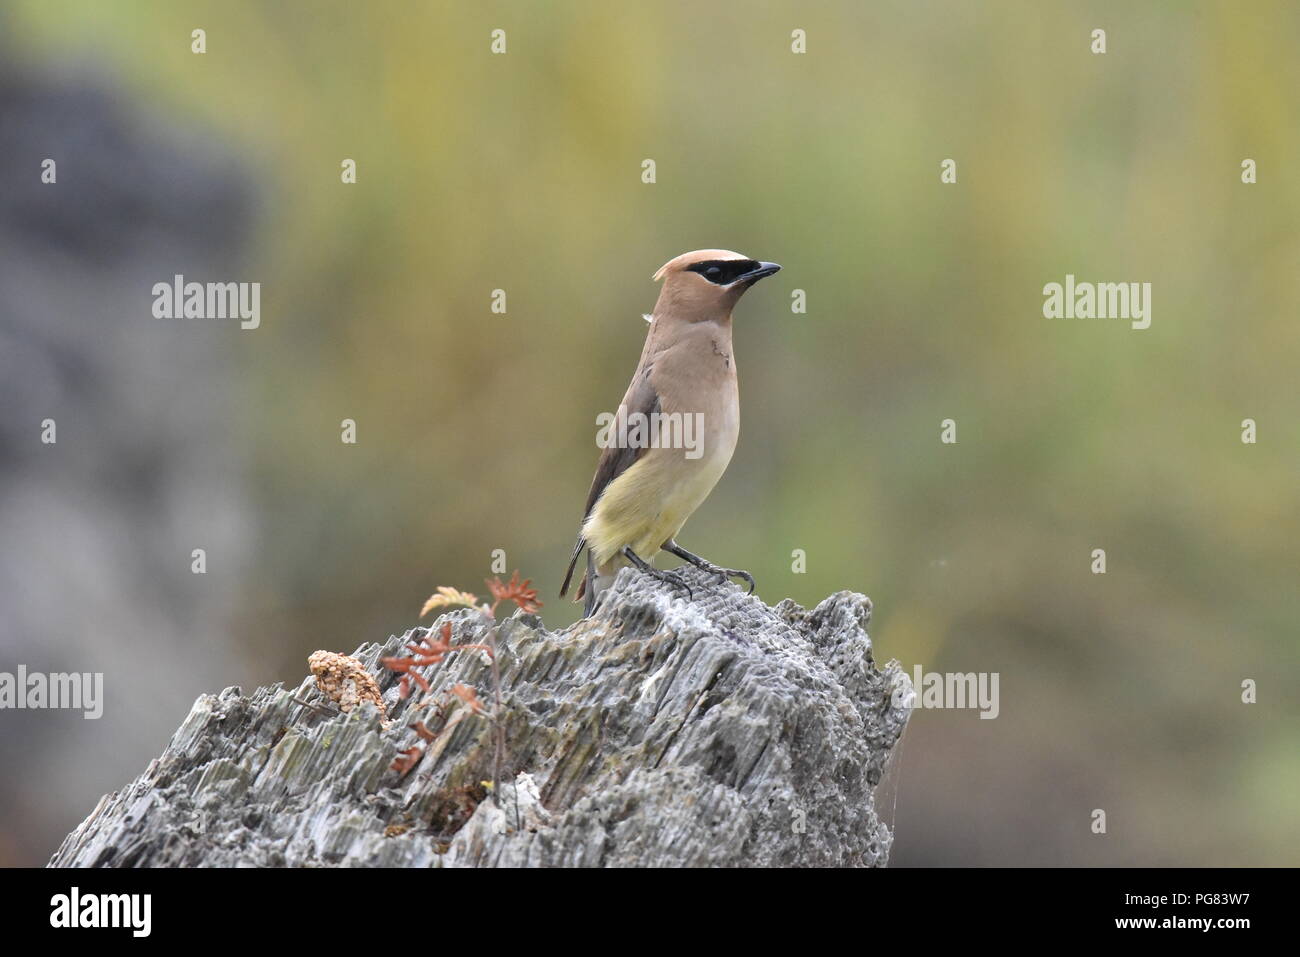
[560,249,781,616]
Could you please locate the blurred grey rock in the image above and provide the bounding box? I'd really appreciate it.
[50,567,911,867]
[0,61,255,865]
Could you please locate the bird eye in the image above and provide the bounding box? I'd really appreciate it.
[706,266,721,279]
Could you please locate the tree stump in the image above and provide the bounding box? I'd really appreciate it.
[50,566,911,867]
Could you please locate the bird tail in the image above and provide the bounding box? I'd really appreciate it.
[560,535,584,599]
[562,537,608,618]
[582,551,599,617]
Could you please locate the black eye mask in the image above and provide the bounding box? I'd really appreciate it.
[687,259,761,285]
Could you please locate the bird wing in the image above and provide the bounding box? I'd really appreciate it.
[560,367,660,597]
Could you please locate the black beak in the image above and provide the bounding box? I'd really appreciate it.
[736,261,781,284]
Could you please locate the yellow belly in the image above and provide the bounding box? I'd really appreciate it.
[582,441,734,569]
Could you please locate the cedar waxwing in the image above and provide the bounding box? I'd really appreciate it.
[560,249,781,616]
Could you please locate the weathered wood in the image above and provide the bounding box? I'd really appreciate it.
[50,567,911,867]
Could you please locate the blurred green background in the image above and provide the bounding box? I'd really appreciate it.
[3,0,1296,866]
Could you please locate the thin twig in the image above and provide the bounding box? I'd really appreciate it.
[292,696,339,718]
[513,763,522,832]
[486,620,505,807]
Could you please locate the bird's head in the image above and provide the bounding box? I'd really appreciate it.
[651,249,781,321]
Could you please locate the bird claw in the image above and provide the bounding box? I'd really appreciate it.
[657,569,693,601]
[621,546,694,602]
[714,568,755,594]
[693,560,756,594]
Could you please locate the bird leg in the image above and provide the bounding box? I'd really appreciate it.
[620,546,693,601]
[662,540,756,594]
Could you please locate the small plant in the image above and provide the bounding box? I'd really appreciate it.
[381,622,490,700]
[381,571,541,804]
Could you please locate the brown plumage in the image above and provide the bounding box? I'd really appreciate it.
[561,249,781,615]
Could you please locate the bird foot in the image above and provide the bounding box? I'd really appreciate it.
[660,541,756,594]
[646,566,694,601]
[620,546,694,602]
[702,564,755,594]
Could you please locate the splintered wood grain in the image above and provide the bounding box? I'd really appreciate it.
[50,567,910,868]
